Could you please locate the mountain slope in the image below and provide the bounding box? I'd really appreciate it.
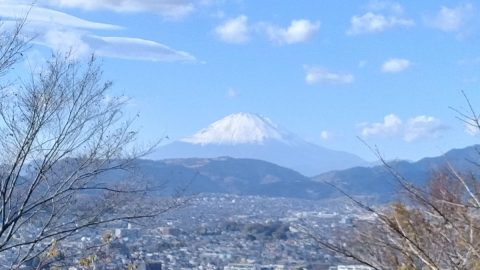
[104,157,335,199]
[153,113,367,176]
[313,145,480,201]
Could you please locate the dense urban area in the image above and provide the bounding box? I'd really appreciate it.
[8,194,375,270]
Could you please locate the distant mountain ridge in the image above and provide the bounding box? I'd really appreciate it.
[112,157,334,200]
[153,113,368,176]
[313,144,480,201]
[98,145,480,202]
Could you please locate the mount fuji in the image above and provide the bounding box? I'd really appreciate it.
[153,113,368,175]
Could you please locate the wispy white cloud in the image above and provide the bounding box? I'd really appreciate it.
[464,119,480,136]
[226,87,238,98]
[45,0,196,19]
[4,0,229,19]
[466,124,479,136]
[0,3,196,62]
[91,36,196,62]
[361,114,403,138]
[214,15,250,44]
[404,115,446,142]
[261,19,320,44]
[320,130,334,141]
[215,17,321,45]
[367,0,405,14]
[360,114,448,142]
[425,4,475,34]
[0,4,121,30]
[42,29,91,58]
[305,66,354,85]
[347,1,414,35]
[347,12,414,35]
[35,30,195,61]
[381,58,411,73]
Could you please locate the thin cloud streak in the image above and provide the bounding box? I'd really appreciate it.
[46,0,196,19]
[305,66,354,85]
[0,4,121,30]
[0,2,196,62]
[92,36,196,62]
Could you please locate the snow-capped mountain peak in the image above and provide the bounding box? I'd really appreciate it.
[155,112,368,175]
[181,112,292,145]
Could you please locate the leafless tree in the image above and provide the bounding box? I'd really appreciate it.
[303,93,480,270]
[0,20,183,268]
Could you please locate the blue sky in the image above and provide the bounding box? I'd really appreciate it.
[1,0,480,161]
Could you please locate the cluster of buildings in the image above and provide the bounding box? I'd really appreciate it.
[10,194,374,269]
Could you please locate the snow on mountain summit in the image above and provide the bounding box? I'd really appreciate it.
[155,112,369,175]
[181,112,293,145]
